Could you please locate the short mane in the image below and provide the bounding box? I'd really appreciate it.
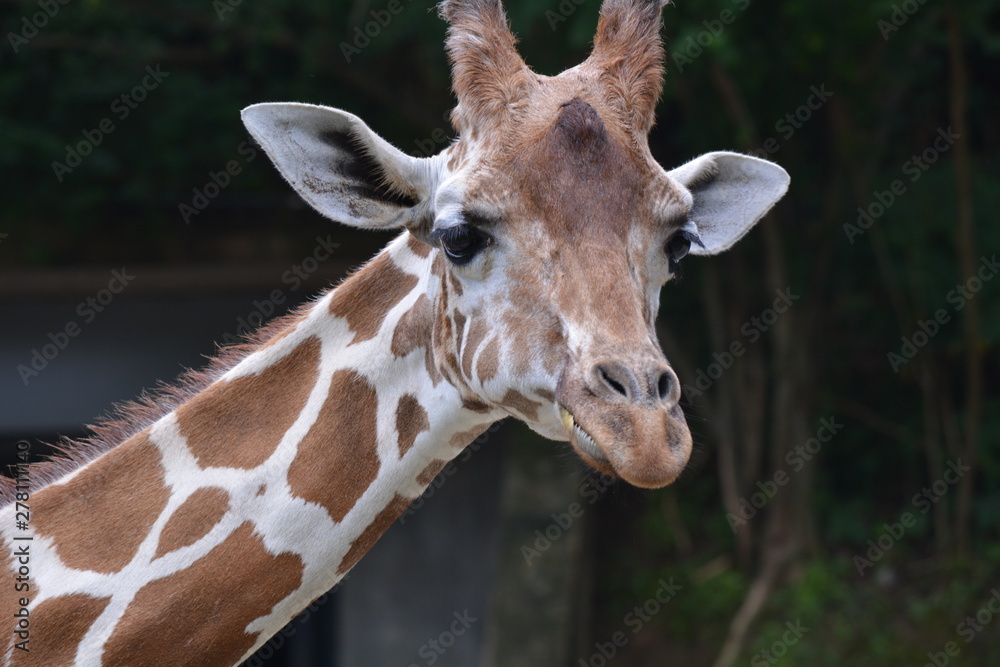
[0,295,324,506]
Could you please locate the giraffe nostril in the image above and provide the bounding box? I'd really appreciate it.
[599,367,627,397]
[657,371,672,401]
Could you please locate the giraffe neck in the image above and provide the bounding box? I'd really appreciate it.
[1,233,501,666]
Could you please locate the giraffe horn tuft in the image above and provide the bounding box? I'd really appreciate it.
[438,0,530,133]
[584,0,671,136]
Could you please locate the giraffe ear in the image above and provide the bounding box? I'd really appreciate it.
[667,152,790,256]
[241,103,435,230]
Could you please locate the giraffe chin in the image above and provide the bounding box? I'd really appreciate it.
[557,404,692,489]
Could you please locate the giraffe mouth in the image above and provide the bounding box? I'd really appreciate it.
[559,406,609,466]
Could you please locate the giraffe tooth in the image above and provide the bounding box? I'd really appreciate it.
[559,405,606,462]
[559,406,575,433]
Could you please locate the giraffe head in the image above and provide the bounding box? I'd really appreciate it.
[241,0,788,489]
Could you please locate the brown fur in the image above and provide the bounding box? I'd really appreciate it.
[406,231,432,258]
[10,594,111,666]
[476,337,500,383]
[534,388,556,403]
[584,0,669,139]
[461,317,489,378]
[439,0,532,134]
[391,294,434,358]
[154,487,231,559]
[176,337,322,470]
[1,552,23,660]
[32,431,169,574]
[390,293,442,387]
[417,459,449,486]
[287,370,380,523]
[330,251,419,345]
[452,310,467,359]
[102,522,303,666]
[448,424,490,449]
[461,398,492,414]
[336,494,412,576]
[498,389,543,422]
[396,394,430,457]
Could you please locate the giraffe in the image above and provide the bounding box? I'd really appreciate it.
[1,0,789,664]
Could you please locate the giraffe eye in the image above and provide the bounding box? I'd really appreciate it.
[436,225,492,266]
[665,228,704,271]
[665,234,691,264]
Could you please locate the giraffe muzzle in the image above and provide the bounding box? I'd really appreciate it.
[555,360,692,488]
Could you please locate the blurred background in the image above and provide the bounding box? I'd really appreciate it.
[1,0,998,665]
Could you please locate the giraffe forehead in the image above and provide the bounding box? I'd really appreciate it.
[457,96,680,246]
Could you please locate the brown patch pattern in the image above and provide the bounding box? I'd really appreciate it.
[462,398,492,414]
[406,232,432,258]
[505,312,538,378]
[154,487,231,559]
[32,431,169,574]
[417,459,449,486]
[396,395,430,457]
[453,311,467,354]
[288,370,380,523]
[448,271,464,297]
[499,389,543,422]
[336,494,412,576]
[448,424,490,449]
[102,522,303,666]
[476,337,500,384]
[176,338,321,470]
[2,551,25,660]
[534,388,556,403]
[390,293,442,387]
[331,252,419,345]
[11,595,111,666]
[461,317,488,379]
[391,294,433,358]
